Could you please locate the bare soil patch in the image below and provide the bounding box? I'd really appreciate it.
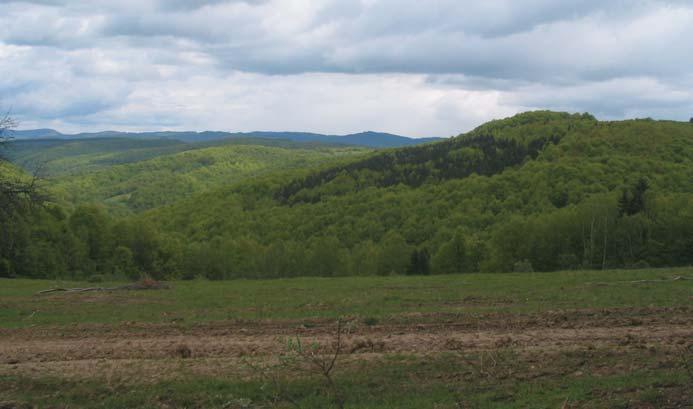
[1,307,691,383]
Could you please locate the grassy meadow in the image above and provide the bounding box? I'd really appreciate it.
[1,267,691,328]
[1,268,691,408]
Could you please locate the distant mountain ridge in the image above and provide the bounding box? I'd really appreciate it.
[10,129,442,148]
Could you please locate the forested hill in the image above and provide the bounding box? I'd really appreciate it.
[7,137,369,214]
[142,111,693,278]
[10,129,441,148]
[4,111,693,280]
[277,111,595,203]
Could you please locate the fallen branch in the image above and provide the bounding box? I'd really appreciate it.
[37,282,170,295]
[629,275,692,284]
[588,275,693,286]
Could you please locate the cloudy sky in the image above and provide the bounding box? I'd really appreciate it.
[1,0,692,137]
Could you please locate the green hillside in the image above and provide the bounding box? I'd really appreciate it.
[3,111,693,279]
[0,160,26,180]
[9,138,189,176]
[9,138,370,213]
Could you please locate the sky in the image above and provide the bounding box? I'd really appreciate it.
[1,0,692,137]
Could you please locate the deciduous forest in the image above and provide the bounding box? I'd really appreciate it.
[2,111,692,280]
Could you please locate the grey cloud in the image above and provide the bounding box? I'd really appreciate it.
[0,3,99,47]
[10,84,129,120]
[99,4,263,44]
[324,0,610,39]
[0,46,132,121]
[425,75,531,92]
[156,0,268,11]
[3,0,692,82]
[179,0,693,86]
[0,0,65,5]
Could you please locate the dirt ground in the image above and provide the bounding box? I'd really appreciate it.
[1,307,691,383]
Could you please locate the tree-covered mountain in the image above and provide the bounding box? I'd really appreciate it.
[10,129,441,148]
[3,111,693,280]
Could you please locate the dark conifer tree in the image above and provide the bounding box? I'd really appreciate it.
[408,249,431,275]
[618,178,649,216]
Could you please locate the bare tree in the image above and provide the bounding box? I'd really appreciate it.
[0,112,18,157]
[0,113,45,214]
[245,319,348,408]
[291,319,346,409]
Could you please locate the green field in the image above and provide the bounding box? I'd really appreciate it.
[1,268,691,328]
[1,269,691,408]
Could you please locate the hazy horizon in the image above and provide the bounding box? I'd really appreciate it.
[11,126,444,139]
[11,110,691,140]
